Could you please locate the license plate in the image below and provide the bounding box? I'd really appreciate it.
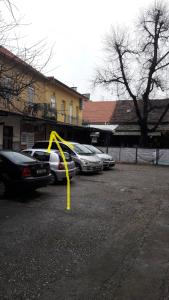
[37,169,46,175]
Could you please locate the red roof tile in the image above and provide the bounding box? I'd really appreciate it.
[83,101,117,124]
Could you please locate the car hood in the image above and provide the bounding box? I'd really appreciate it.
[77,154,101,162]
[96,153,114,161]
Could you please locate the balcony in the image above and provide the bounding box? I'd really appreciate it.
[58,113,80,125]
[0,99,81,125]
[42,103,56,120]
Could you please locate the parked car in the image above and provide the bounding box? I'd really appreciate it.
[0,150,51,197]
[83,144,115,169]
[22,149,76,183]
[33,141,103,173]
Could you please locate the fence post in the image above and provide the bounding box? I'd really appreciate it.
[119,147,121,163]
[156,148,159,166]
[136,146,138,164]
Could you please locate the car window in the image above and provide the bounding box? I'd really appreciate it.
[84,145,103,154]
[71,144,93,155]
[0,151,36,163]
[22,150,32,156]
[59,143,75,155]
[33,151,50,162]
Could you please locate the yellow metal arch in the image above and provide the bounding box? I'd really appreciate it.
[47,131,73,210]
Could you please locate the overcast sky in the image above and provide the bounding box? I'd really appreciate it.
[9,0,156,100]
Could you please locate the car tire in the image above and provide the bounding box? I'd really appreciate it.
[0,180,6,198]
[75,163,82,174]
[50,171,56,185]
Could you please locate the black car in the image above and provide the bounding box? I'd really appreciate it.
[0,150,51,197]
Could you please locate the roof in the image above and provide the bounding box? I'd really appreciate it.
[111,99,169,124]
[83,101,117,124]
[0,46,88,100]
[47,77,88,100]
[0,46,46,80]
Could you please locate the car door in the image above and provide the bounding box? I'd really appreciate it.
[0,154,15,182]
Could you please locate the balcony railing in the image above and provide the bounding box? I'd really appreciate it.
[58,113,80,125]
[0,99,81,125]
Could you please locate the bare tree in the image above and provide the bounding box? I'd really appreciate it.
[94,1,169,146]
[0,0,52,114]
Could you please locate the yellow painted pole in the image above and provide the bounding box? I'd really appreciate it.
[47,131,72,210]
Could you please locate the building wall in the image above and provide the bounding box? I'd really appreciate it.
[0,124,3,149]
[45,84,83,126]
[0,115,20,150]
[0,50,87,151]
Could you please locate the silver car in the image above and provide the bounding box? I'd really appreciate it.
[22,149,76,184]
[65,142,103,173]
[83,144,115,169]
[33,141,103,174]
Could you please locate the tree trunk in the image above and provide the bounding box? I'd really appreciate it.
[139,123,149,147]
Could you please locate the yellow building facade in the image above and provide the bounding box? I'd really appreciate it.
[0,46,88,149]
[44,77,84,126]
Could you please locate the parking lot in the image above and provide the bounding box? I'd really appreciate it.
[1,164,169,299]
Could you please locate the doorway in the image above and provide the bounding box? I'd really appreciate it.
[3,126,13,149]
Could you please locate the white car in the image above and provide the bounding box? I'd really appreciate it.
[83,144,115,169]
[22,149,76,184]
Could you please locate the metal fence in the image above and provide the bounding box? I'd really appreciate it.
[99,146,169,166]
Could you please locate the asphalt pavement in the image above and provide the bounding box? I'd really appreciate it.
[1,164,169,300]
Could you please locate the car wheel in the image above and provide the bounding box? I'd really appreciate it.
[75,163,82,174]
[0,180,6,198]
[50,171,56,184]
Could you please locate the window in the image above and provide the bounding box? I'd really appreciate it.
[22,150,32,156]
[2,77,13,100]
[50,96,56,110]
[59,143,75,155]
[27,86,34,103]
[76,106,79,124]
[33,151,50,162]
[21,132,34,148]
[61,100,66,115]
[79,98,83,110]
[72,144,93,155]
[69,101,73,123]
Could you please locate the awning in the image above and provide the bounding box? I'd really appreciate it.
[85,124,118,132]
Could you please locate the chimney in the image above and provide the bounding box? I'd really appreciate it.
[71,87,77,91]
[82,93,90,100]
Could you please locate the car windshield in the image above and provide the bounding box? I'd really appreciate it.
[1,151,36,164]
[84,145,103,154]
[72,144,93,155]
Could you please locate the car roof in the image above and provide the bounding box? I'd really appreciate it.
[23,148,59,153]
[34,140,78,145]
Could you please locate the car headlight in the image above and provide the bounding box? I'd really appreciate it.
[81,159,89,166]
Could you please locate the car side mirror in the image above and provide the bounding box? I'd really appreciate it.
[63,152,71,161]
